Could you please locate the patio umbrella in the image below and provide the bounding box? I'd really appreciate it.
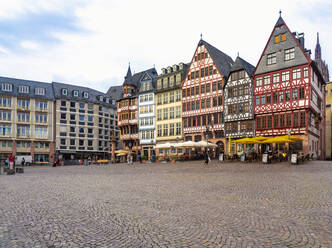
[156,143,172,148]
[115,150,130,154]
[196,141,218,148]
[175,141,200,148]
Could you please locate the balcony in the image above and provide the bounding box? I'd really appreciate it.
[121,133,139,140]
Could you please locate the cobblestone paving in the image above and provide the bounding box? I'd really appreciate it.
[0,161,332,248]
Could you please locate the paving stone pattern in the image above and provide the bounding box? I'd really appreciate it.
[0,161,331,248]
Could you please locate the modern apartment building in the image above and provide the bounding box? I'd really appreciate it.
[0,76,55,164]
[138,71,158,159]
[155,63,188,157]
[52,82,118,162]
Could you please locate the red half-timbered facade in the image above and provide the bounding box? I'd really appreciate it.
[182,39,233,153]
[254,15,326,158]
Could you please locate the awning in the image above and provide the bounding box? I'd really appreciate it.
[196,141,218,148]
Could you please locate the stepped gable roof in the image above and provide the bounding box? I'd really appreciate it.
[106,85,122,101]
[230,56,255,76]
[198,39,234,77]
[52,81,116,107]
[0,76,54,100]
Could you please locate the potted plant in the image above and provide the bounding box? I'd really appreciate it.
[171,155,177,163]
[141,155,147,163]
[156,156,159,163]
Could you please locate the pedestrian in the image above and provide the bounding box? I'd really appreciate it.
[138,152,141,163]
[21,157,25,167]
[205,151,209,164]
[8,154,15,171]
[127,154,130,165]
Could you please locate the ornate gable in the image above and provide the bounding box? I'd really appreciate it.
[255,16,310,75]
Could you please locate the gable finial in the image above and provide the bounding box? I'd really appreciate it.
[237,52,239,57]
[200,33,203,40]
[279,10,282,17]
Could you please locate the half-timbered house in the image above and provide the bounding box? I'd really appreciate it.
[117,65,157,159]
[182,39,233,154]
[224,56,255,154]
[254,14,327,159]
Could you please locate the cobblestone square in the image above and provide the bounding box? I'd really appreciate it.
[0,161,331,248]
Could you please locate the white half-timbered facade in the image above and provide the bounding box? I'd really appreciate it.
[224,56,255,139]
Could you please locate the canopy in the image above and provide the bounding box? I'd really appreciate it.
[115,150,130,154]
[232,137,266,144]
[262,135,303,144]
[175,141,201,148]
[196,141,218,148]
[156,143,172,149]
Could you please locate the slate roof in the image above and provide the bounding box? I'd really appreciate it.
[106,85,122,101]
[0,76,54,100]
[52,82,116,108]
[230,56,255,76]
[198,39,234,77]
[275,16,286,27]
[123,65,134,86]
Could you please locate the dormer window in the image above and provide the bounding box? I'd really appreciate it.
[73,90,79,97]
[83,92,89,98]
[62,89,68,95]
[35,87,45,95]
[2,83,12,92]
[18,85,29,93]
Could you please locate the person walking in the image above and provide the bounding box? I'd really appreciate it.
[8,154,15,172]
[205,150,209,164]
[21,157,25,167]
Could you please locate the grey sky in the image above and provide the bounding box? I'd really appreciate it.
[0,0,330,92]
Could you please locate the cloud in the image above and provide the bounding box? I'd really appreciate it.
[0,0,330,93]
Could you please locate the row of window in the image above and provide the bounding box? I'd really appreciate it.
[119,98,136,107]
[183,96,222,112]
[183,113,223,128]
[157,107,181,120]
[256,112,306,129]
[157,123,182,137]
[225,121,254,132]
[157,90,181,105]
[139,94,153,103]
[119,112,136,121]
[0,97,48,110]
[194,51,208,61]
[139,105,154,114]
[1,83,46,95]
[156,74,181,90]
[1,141,49,149]
[139,117,154,126]
[230,70,246,81]
[256,67,308,86]
[187,65,217,81]
[140,130,155,140]
[183,81,222,97]
[158,147,183,155]
[266,47,295,65]
[0,112,47,123]
[227,102,250,115]
[61,113,94,122]
[119,126,138,135]
[60,138,96,147]
[227,85,250,98]
[255,87,305,106]
[0,125,48,138]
